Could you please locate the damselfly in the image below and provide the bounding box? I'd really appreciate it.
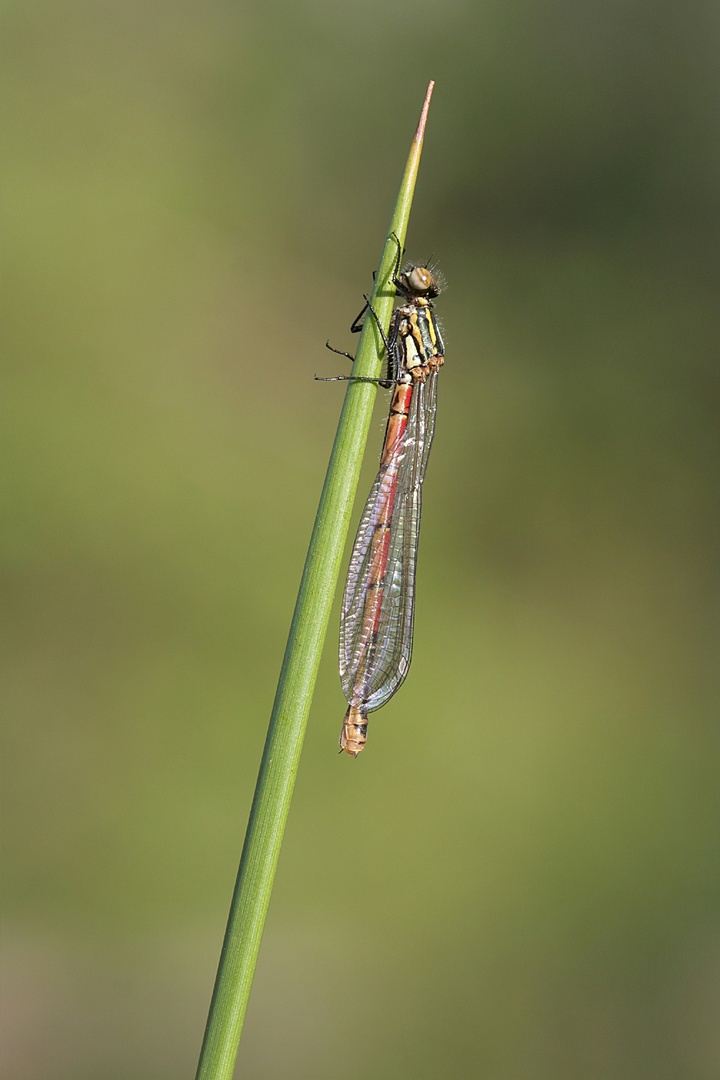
[324,236,445,755]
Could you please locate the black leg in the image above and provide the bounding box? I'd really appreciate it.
[362,294,393,358]
[314,374,401,385]
[325,340,356,362]
[389,231,405,291]
[350,299,369,335]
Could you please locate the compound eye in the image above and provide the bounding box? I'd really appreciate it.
[407,266,434,293]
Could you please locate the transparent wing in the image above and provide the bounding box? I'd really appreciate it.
[340,371,438,712]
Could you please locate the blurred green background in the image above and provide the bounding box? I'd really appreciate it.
[4,0,720,1077]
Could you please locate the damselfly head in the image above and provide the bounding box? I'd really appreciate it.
[399,263,441,299]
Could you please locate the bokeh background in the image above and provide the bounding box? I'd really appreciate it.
[4,1,720,1077]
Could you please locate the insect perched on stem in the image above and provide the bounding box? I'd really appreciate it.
[320,234,445,755]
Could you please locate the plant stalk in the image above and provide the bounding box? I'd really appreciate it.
[195,80,435,1080]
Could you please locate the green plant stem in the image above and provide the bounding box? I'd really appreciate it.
[195,80,435,1080]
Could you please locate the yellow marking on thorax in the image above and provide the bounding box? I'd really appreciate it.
[403,318,423,371]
